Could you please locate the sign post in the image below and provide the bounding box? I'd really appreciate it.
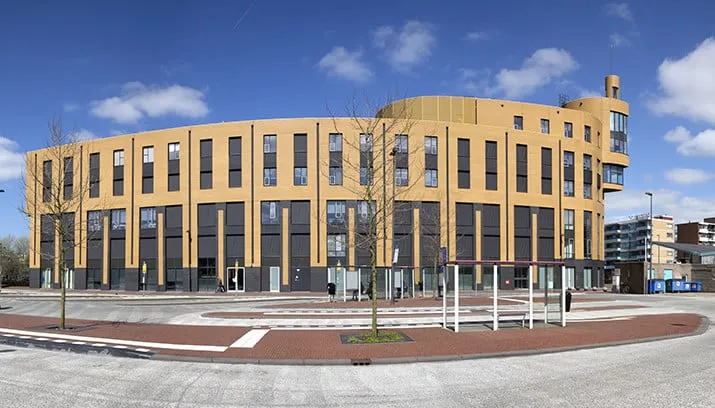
[441,247,447,329]
[141,261,147,291]
[391,246,399,304]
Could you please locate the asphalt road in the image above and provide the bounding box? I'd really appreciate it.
[1,294,713,408]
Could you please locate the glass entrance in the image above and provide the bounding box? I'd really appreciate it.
[41,268,52,288]
[269,266,280,292]
[328,266,344,292]
[198,257,216,292]
[227,267,245,292]
[583,267,592,289]
[63,268,75,290]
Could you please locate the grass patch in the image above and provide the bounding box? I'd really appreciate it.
[340,331,413,345]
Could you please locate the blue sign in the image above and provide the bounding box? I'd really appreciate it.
[441,247,448,266]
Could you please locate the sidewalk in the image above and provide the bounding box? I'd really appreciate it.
[0,287,324,302]
[0,311,706,365]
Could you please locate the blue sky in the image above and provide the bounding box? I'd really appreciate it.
[1,0,715,236]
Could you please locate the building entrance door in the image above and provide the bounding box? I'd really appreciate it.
[41,268,52,288]
[227,267,245,292]
[291,267,311,291]
[269,267,280,292]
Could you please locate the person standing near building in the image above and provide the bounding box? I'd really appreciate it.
[327,282,336,302]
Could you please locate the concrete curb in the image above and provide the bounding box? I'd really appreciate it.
[149,315,711,366]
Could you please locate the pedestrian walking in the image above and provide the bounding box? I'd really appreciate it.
[327,282,336,302]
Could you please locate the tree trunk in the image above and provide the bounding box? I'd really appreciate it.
[371,262,378,336]
[59,261,66,330]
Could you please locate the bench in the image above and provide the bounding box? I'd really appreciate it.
[486,309,530,328]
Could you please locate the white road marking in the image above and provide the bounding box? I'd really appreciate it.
[493,297,529,304]
[230,329,270,348]
[264,309,477,316]
[270,324,440,331]
[568,316,634,322]
[0,328,227,353]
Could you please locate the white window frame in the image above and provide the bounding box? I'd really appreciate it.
[541,119,550,134]
[263,135,277,153]
[564,122,573,138]
[168,142,180,160]
[113,150,124,166]
[395,134,408,153]
[425,136,437,155]
[329,133,342,152]
[360,133,373,152]
[425,169,438,187]
[143,146,154,163]
[140,207,157,229]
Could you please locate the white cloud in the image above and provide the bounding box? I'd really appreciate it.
[63,103,80,112]
[487,48,579,99]
[109,129,126,136]
[610,33,630,47]
[464,32,488,42]
[373,21,436,72]
[663,126,692,143]
[72,129,97,142]
[578,89,602,98]
[605,3,633,22]
[663,126,715,156]
[317,47,373,83]
[664,168,713,185]
[372,26,394,48]
[558,79,601,98]
[606,188,715,224]
[647,37,715,124]
[455,68,490,95]
[0,136,24,181]
[90,82,209,125]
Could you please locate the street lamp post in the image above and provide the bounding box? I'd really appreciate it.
[389,146,398,304]
[645,192,653,295]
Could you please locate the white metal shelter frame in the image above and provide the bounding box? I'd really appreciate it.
[444,260,567,333]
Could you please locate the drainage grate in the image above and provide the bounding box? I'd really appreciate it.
[351,358,372,366]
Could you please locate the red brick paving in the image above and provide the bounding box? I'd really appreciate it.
[0,314,249,346]
[0,312,704,362]
[171,313,705,361]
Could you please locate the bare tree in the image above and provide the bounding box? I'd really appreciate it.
[322,92,432,336]
[21,117,105,329]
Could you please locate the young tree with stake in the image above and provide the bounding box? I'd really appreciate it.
[22,117,106,330]
[324,93,430,336]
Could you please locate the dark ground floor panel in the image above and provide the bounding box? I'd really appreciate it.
[28,260,604,292]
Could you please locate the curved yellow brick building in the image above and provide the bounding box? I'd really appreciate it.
[27,75,629,292]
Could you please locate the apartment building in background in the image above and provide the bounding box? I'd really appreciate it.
[26,75,630,292]
[676,218,715,247]
[605,214,675,273]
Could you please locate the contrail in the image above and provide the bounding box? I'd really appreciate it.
[232,2,255,31]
